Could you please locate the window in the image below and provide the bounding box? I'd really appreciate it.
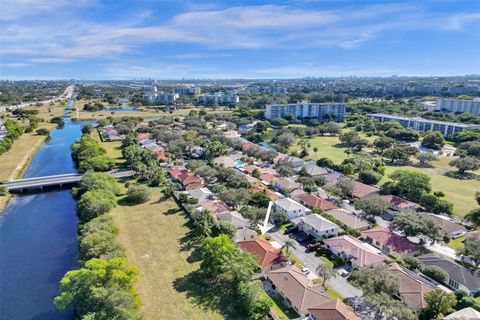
[449,278,459,290]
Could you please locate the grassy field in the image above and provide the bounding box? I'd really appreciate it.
[110,188,226,319]
[286,133,478,218]
[382,163,478,217]
[91,130,125,168]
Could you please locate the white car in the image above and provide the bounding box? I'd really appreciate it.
[301,267,310,275]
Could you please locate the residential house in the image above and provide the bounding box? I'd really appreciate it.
[298,194,337,211]
[266,265,332,316]
[273,177,301,194]
[324,172,345,186]
[325,209,370,231]
[213,155,237,168]
[223,130,241,139]
[444,307,480,319]
[424,214,465,239]
[216,211,251,229]
[273,198,310,220]
[260,172,277,185]
[251,186,283,201]
[289,188,308,202]
[299,163,329,177]
[308,299,360,320]
[382,195,419,220]
[292,214,339,239]
[324,235,386,268]
[387,263,436,310]
[198,200,231,217]
[238,237,287,269]
[361,227,422,257]
[465,230,480,241]
[417,253,480,295]
[352,181,380,199]
[177,173,203,190]
[277,156,305,168]
[186,187,212,204]
[234,227,258,243]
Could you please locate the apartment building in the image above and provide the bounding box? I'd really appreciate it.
[197,92,239,105]
[437,98,480,115]
[157,92,179,103]
[265,101,346,121]
[173,86,201,96]
[368,113,480,137]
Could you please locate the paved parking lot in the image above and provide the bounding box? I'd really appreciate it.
[268,229,362,298]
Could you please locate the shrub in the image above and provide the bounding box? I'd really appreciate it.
[77,189,117,223]
[423,265,449,283]
[358,170,383,185]
[125,184,151,205]
[36,128,50,136]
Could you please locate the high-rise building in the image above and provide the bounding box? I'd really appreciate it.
[197,92,239,105]
[173,86,201,96]
[265,101,346,122]
[437,98,480,115]
[367,113,480,137]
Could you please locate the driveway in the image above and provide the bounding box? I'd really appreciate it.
[269,230,362,298]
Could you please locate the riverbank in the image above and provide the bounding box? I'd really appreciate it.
[0,101,69,212]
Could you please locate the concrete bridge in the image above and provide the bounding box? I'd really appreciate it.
[1,170,135,192]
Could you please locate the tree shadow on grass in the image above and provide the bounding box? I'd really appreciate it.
[444,171,480,180]
[173,271,244,320]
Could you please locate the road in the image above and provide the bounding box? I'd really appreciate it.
[0,85,75,113]
[269,229,362,299]
[2,170,135,191]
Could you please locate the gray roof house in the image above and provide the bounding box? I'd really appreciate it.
[234,227,258,243]
[292,214,339,239]
[417,253,480,294]
[424,213,466,239]
[277,156,305,168]
[216,211,251,229]
[186,187,213,203]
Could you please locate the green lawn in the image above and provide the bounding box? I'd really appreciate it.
[325,285,344,300]
[320,256,335,267]
[383,162,478,217]
[111,188,227,319]
[285,132,478,218]
[448,236,465,250]
[269,294,299,319]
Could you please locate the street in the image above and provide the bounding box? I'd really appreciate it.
[269,229,363,298]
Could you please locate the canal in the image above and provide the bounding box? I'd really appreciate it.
[0,100,90,320]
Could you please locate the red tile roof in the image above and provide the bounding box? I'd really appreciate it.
[308,299,360,320]
[298,194,337,211]
[239,237,286,268]
[168,168,188,180]
[361,227,421,256]
[352,181,380,199]
[201,200,231,216]
[260,173,276,184]
[383,195,418,210]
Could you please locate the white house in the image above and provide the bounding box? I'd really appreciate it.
[273,197,310,220]
[292,214,339,239]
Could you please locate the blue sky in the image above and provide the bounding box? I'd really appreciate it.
[0,0,479,79]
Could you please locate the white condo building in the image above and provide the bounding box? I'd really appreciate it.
[437,98,480,115]
[197,92,239,105]
[265,101,346,121]
[368,113,480,137]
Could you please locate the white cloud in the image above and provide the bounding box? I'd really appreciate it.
[1,2,479,66]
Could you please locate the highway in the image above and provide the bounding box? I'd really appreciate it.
[1,170,135,191]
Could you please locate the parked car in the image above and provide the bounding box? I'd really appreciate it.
[301,267,311,275]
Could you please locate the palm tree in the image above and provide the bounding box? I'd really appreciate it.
[313,147,319,158]
[283,240,296,254]
[316,263,336,285]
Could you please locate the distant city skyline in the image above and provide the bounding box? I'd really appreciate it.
[1,0,479,80]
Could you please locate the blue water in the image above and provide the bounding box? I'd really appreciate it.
[235,161,245,168]
[0,100,90,320]
[105,107,137,112]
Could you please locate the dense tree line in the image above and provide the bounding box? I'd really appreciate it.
[0,119,25,155]
[71,134,115,172]
[55,172,142,319]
